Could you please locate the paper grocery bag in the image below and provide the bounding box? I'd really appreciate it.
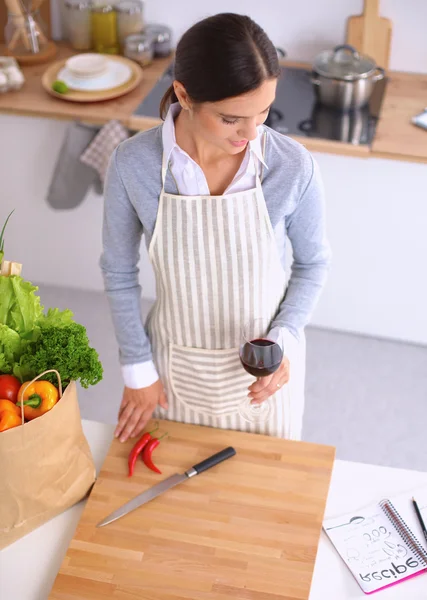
[0,371,96,549]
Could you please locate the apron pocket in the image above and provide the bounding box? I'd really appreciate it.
[169,344,253,417]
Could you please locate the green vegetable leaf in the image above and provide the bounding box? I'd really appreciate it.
[0,323,23,374]
[0,272,102,389]
[0,277,13,326]
[13,362,34,383]
[0,210,14,255]
[10,277,43,335]
[39,308,74,328]
[0,276,43,336]
[16,323,103,388]
[0,353,9,373]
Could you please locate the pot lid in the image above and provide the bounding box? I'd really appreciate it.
[313,44,377,80]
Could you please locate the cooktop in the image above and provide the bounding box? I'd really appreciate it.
[133,63,387,146]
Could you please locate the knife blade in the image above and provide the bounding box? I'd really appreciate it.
[96,446,236,527]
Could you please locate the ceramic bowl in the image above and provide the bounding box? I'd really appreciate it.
[65,54,108,79]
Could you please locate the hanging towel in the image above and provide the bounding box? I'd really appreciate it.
[80,120,129,186]
[46,121,101,210]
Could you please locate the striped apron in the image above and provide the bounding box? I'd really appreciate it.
[146,142,306,439]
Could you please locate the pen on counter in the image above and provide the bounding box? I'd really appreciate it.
[412,497,427,545]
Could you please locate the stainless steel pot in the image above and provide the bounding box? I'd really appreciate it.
[298,104,373,145]
[312,44,385,111]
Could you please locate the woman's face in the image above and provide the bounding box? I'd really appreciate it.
[177,78,277,155]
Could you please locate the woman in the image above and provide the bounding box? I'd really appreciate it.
[101,13,331,444]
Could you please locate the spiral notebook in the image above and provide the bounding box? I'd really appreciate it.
[324,488,427,594]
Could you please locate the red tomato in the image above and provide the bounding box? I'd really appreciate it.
[0,375,21,404]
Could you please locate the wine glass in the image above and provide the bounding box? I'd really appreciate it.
[239,318,284,423]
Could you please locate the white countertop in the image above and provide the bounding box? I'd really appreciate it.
[1,420,427,600]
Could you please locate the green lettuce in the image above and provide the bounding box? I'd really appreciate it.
[0,323,25,374]
[39,307,74,328]
[0,276,43,336]
[0,274,102,388]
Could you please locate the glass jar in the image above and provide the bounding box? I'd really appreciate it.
[144,23,172,57]
[91,4,119,54]
[124,33,153,67]
[64,0,92,51]
[116,0,144,48]
[4,9,50,57]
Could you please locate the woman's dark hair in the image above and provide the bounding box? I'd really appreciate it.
[160,13,280,119]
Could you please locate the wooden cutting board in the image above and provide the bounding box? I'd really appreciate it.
[49,420,335,600]
[346,0,392,69]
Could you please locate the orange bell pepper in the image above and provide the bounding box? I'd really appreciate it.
[0,399,21,416]
[17,380,59,421]
[0,410,21,432]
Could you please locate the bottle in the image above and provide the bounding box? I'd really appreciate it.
[91,4,119,55]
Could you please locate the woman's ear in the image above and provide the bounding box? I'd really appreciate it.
[173,80,192,110]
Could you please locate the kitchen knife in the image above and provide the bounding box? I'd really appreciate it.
[96,446,236,527]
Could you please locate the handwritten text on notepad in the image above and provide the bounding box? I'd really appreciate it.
[327,510,422,584]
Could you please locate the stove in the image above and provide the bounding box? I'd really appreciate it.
[133,64,387,146]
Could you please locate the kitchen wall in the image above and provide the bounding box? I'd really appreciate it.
[2,0,427,345]
[52,0,427,74]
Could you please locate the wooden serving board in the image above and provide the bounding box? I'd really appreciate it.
[49,421,335,600]
[347,0,392,69]
[42,55,143,103]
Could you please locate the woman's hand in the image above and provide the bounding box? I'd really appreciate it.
[248,356,290,404]
[114,380,168,443]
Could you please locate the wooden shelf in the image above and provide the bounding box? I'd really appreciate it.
[371,70,427,164]
[0,44,171,127]
[0,47,426,164]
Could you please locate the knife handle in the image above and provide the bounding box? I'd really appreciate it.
[191,447,236,475]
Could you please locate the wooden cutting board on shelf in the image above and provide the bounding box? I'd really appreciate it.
[346,0,392,69]
[49,420,335,600]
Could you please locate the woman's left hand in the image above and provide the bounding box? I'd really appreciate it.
[248,356,290,404]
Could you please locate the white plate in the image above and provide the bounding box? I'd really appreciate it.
[57,60,132,92]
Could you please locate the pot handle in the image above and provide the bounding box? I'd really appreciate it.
[298,119,313,133]
[333,44,360,61]
[311,76,321,86]
[276,46,286,58]
[372,66,385,82]
[266,107,284,127]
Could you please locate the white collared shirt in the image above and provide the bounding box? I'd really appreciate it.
[122,103,269,389]
[163,103,267,195]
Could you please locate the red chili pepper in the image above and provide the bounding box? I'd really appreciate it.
[128,423,159,477]
[142,432,168,474]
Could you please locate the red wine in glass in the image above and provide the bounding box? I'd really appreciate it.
[240,338,283,378]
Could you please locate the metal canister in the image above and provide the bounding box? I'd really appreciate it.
[124,33,154,67]
[144,24,172,57]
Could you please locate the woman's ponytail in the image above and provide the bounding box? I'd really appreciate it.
[159,84,178,119]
